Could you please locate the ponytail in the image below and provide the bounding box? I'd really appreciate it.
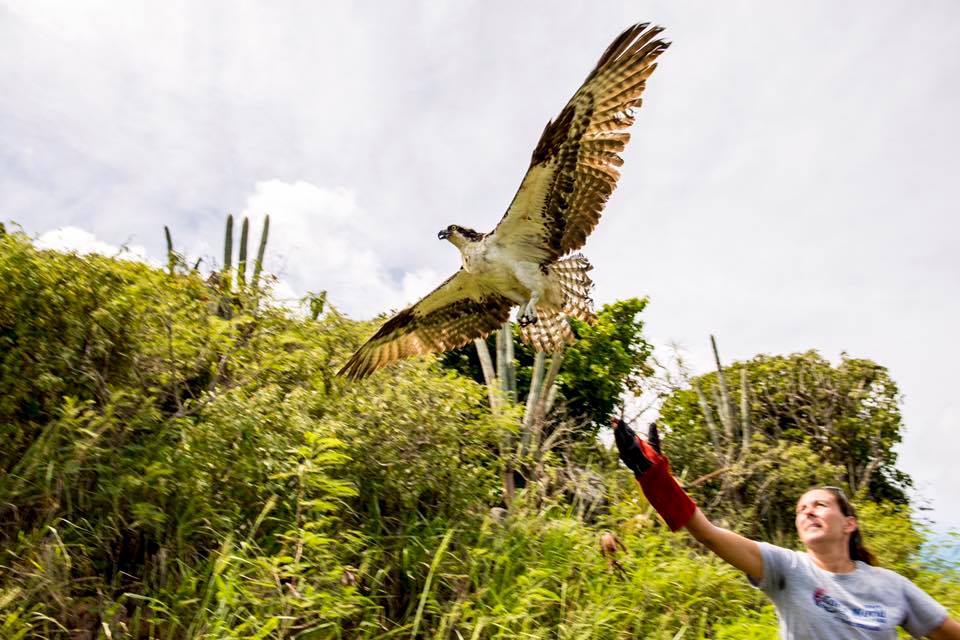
[818,486,877,566]
[847,527,876,565]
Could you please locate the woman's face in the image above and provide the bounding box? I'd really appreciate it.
[795,489,857,548]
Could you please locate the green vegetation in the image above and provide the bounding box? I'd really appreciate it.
[0,230,957,638]
[661,347,911,540]
[442,297,653,441]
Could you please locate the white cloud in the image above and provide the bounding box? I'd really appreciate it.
[27,179,444,320]
[400,267,442,306]
[235,179,440,318]
[34,226,152,264]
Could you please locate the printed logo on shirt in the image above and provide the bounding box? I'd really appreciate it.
[812,588,888,631]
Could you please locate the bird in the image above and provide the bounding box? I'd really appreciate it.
[338,23,670,380]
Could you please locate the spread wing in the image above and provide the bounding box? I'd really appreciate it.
[337,270,513,380]
[490,23,669,263]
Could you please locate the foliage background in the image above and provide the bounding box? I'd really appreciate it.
[1,231,956,639]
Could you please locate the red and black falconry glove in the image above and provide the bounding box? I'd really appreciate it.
[613,418,696,532]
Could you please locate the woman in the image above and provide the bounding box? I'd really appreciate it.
[613,419,960,639]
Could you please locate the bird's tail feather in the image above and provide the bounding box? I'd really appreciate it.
[519,255,595,352]
[520,309,574,353]
[554,254,596,322]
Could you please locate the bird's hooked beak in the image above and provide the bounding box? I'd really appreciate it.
[438,228,451,240]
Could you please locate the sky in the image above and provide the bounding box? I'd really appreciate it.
[3,1,959,534]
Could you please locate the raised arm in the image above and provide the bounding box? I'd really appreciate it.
[685,508,763,580]
[614,419,763,580]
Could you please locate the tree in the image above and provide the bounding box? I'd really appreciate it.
[659,346,911,539]
[556,298,654,437]
[437,297,652,506]
[441,297,653,438]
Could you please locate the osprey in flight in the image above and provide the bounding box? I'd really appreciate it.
[339,23,669,380]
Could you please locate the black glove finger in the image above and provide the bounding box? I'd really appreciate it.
[613,419,637,454]
[613,418,638,441]
[613,418,651,475]
[647,422,662,455]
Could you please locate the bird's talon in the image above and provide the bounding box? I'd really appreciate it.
[517,313,539,327]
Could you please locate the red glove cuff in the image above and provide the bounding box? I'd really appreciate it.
[637,458,696,532]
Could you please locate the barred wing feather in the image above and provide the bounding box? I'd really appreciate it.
[337,270,512,380]
[491,23,669,262]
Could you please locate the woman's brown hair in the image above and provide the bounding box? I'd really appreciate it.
[817,486,877,566]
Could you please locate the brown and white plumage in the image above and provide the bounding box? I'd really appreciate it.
[338,23,669,381]
[337,270,513,380]
[491,22,668,263]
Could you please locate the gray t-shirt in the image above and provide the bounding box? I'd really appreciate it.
[750,542,947,639]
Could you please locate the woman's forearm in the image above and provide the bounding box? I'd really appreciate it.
[685,508,763,580]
